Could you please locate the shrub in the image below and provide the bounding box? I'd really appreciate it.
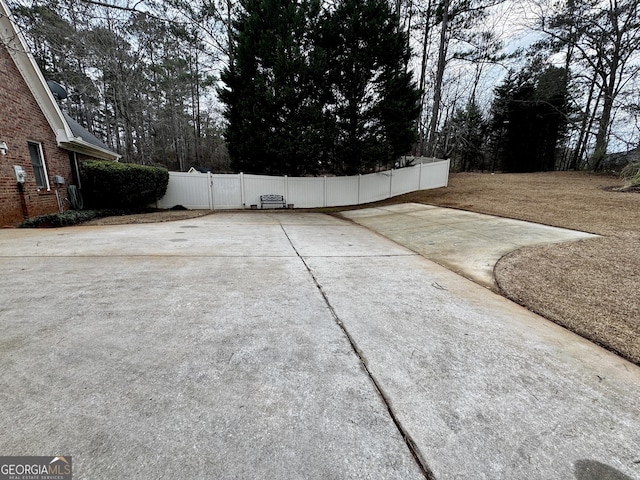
[621,161,640,188]
[19,209,123,228]
[80,160,169,210]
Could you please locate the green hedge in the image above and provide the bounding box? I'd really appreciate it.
[80,160,169,210]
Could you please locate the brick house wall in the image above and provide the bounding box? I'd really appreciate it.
[0,42,75,226]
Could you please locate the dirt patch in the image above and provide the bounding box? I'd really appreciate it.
[82,210,214,225]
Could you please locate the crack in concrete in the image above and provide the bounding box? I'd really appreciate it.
[280,224,436,480]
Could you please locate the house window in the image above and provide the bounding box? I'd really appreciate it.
[28,141,49,190]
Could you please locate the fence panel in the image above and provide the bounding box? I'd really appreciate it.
[243,175,286,207]
[325,176,359,207]
[157,172,211,209]
[212,174,242,209]
[359,172,392,204]
[156,160,450,210]
[419,160,450,190]
[390,165,421,196]
[286,177,325,208]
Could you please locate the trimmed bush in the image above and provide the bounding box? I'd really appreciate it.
[80,160,169,210]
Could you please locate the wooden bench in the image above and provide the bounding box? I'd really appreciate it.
[260,194,286,209]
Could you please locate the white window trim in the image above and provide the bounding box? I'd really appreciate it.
[28,141,50,191]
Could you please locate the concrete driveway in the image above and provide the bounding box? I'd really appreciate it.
[340,203,598,288]
[1,212,639,480]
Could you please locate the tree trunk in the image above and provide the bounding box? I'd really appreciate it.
[569,67,598,170]
[425,0,449,157]
[418,0,431,156]
[591,54,619,171]
[590,90,614,171]
[417,0,433,156]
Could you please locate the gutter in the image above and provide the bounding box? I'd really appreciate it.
[58,138,121,161]
[55,129,120,161]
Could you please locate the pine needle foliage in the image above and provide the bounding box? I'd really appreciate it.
[220,0,420,176]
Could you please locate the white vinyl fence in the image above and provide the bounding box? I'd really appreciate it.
[157,160,450,210]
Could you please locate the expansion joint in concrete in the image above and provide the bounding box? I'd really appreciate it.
[280,225,436,480]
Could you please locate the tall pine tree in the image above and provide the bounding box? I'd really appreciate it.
[220,0,420,175]
[219,0,323,175]
[489,61,568,172]
[324,0,420,174]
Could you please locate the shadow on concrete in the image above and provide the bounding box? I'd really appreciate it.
[574,460,634,480]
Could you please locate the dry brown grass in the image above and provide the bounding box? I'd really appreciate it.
[86,171,640,364]
[391,172,640,365]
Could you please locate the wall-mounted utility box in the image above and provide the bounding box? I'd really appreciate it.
[13,165,26,184]
[52,175,65,185]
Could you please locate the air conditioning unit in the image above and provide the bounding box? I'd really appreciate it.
[52,175,65,185]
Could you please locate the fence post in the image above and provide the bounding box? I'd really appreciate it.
[389,169,393,198]
[323,176,327,207]
[419,163,424,190]
[209,172,214,210]
[357,174,361,205]
[445,159,450,186]
[240,172,245,208]
[284,175,288,202]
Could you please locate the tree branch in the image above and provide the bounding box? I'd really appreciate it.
[78,0,166,22]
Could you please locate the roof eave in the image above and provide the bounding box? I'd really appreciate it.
[2,0,119,161]
[1,0,75,140]
[58,138,121,161]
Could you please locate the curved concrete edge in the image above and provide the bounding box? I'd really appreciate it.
[339,203,599,288]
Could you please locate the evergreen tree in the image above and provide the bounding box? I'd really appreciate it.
[10,0,225,170]
[219,0,323,175]
[489,61,568,172]
[324,0,420,174]
[444,101,487,171]
[220,0,420,175]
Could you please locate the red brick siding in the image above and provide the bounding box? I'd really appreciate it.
[0,42,74,226]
